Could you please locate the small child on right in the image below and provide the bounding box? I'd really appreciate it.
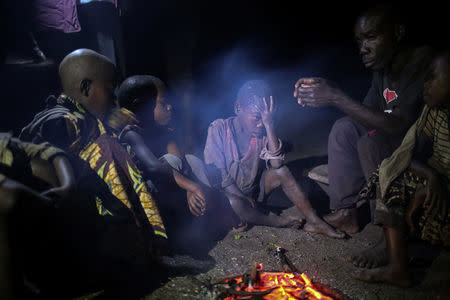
[352,51,450,286]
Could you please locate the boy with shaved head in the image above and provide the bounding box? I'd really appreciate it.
[20,49,167,274]
[204,80,345,238]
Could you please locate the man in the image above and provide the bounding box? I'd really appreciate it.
[294,4,431,248]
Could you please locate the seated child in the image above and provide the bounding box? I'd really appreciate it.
[19,50,167,268]
[116,75,232,247]
[0,133,76,298]
[204,80,345,238]
[352,51,450,286]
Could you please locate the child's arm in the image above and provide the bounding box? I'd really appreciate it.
[409,160,448,219]
[123,130,207,215]
[123,130,174,176]
[40,155,76,199]
[258,96,284,169]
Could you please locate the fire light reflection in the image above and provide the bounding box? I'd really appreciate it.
[224,271,333,300]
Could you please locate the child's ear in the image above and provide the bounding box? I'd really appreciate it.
[80,79,92,97]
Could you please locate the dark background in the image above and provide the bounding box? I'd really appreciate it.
[1,0,448,156]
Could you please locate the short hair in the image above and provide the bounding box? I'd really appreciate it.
[117,75,166,112]
[236,80,272,109]
[358,3,407,30]
[59,48,115,99]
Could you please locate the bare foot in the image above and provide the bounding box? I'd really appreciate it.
[351,264,413,287]
[323,208,359,234]
[278,216,305,229]
[303,218,345,239]
[347,240,388,269]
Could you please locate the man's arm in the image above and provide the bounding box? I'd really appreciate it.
[294,77,413,135]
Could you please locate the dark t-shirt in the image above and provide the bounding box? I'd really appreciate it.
[362,46,433,127]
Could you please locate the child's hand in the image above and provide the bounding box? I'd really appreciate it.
[257,96,275,129]
[424,171,448,219]
[187,187,207,217]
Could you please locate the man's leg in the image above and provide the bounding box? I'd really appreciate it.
[264,166,345,238]
[357,131,400,218]
[325,117,367,233]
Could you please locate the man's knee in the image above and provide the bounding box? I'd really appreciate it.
[357,132,392,163]
[329,117,362,147]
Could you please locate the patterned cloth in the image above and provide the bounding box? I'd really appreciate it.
[20,94,166,239]
[360,105,450,246]
[0,132,65,189]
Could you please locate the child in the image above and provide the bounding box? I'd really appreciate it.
[20,49,167,262]
[352,51,450,286]
[0,133,75,298]
[116,75,233,248]
[204,80,345,238]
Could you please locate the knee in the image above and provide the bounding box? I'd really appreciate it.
[356,135,376,157]
[328,117,360,146]
[160,153,183,172]
[357,134,386,161]
[271,165,294,181]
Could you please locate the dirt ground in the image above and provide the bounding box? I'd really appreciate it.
[145,159,450,300]
[146,214,450,300]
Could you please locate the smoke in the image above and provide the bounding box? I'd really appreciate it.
[181,39,370,158]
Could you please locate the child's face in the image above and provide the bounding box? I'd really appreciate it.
[237,103,265,137]
[88,76,117,119]
[424,56,450,108]
[153,92,172,126]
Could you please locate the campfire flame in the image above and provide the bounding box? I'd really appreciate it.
[223,268,333,300]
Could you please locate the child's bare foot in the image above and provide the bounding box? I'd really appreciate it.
[303,218,345,239]
[323,208,359,234]
[347,240,387,268]
[278,216,305,229]
[351,264,413,287]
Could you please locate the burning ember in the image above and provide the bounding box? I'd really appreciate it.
[222,269,333,300]
[204,247,350,300]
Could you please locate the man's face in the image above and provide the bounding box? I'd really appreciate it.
[153,91,172,126]
[354,14,397,71]
[423,57,450,108]
[237,102,265,137]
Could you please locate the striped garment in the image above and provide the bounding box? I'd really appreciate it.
[360,105,450,246]
[423,108,450,179]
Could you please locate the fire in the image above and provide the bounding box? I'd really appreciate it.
[223,271,334,300]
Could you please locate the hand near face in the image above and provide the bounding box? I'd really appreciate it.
[294,77,344,108]
[256,96,275,129]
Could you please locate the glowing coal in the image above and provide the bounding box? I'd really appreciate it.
[204,247,350,300]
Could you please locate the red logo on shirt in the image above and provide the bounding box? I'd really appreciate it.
[383,88,398,103]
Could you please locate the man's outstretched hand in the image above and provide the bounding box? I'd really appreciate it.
[294,77,344,108]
